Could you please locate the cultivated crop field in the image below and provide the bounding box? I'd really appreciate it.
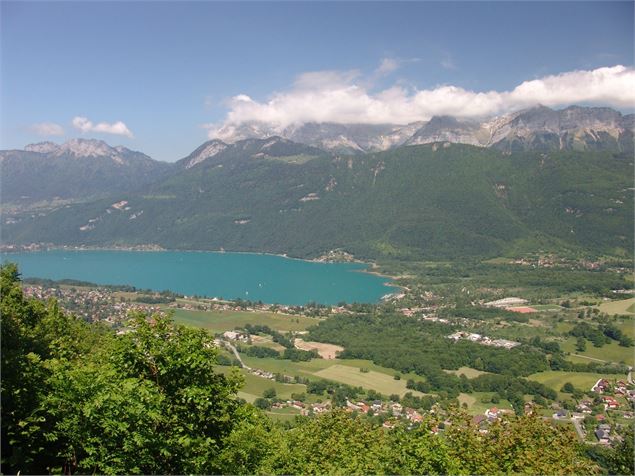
[294,339,343,359]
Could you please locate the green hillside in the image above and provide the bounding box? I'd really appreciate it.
[4,141,633,260]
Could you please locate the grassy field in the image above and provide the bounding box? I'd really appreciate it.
[444,367,489,379]
[167,307,318,333]
[554,321,576,334]
[532,304,564,312]
[265,407,302,422]
[238,371,306,401]
[457,392,513,415]
[561,337,635,366]
[241,355,333,377]
[250,335,286,352]
[527,371,622,392]
[313,365,425,397]
[239,356,426,397]
[598,298,635,316]
[618,318,635,338]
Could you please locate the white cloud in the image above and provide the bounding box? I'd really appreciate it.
[72,116,133,138]
[376,58,400,76]
[30,122,65,136]
[206,64,635,137]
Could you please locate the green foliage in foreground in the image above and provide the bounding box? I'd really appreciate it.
[0,263,621,475]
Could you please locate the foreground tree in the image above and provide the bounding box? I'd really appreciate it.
[261,410,391,474]
[256,409,597,475]
[1,264,249,474]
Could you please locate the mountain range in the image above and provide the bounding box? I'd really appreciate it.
[212,105,634,154]
[0,139,171,204]
[1,105,633,260]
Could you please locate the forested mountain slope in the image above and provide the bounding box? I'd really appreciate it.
[3,140,633,260]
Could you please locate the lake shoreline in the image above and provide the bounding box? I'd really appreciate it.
[2,247,402,305]
[2,244,401,287]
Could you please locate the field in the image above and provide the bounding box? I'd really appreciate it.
[294,339,343,359]
[251,335,286,351]
[265,407,302,422]
[531,304,564,312]
[314,365,425,397]
[445,367,489,379]
[457,392,513,415]
[561,337,635,366]
[239,355,426,397]
[598,298,635,316]
[241,355,334,377]
[618,318,635,338]
[236,371,306,401]
[527,371,622,392]
[168,307,318,333]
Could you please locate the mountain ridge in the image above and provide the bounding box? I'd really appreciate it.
[1,139,173,204]
[211,105,634,154]
[3,142,632,261]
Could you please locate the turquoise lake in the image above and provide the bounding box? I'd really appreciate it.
[1,250,396,305]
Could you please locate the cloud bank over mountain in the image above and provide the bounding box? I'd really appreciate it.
[205,65,635,138]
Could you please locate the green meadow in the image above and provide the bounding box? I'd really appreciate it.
[444,367,489,379]
[561,337,635,366]
[457,392,513,415]
[168,307,318,333]
[238,355,427,397]
[527,371,621,393]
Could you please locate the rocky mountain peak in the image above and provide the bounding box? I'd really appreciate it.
[24,141,60,154]
[184,139,229,169]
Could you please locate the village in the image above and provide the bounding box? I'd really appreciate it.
[22,283,164,325]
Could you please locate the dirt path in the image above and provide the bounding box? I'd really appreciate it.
[222,340,251,370]
[571,353,607,363]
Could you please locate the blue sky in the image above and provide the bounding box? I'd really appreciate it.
[2,1,633,161]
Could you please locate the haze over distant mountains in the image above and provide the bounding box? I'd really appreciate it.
[211,105,634,154]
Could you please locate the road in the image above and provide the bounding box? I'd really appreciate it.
[570,416,586,441]
[222,339,251,370]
